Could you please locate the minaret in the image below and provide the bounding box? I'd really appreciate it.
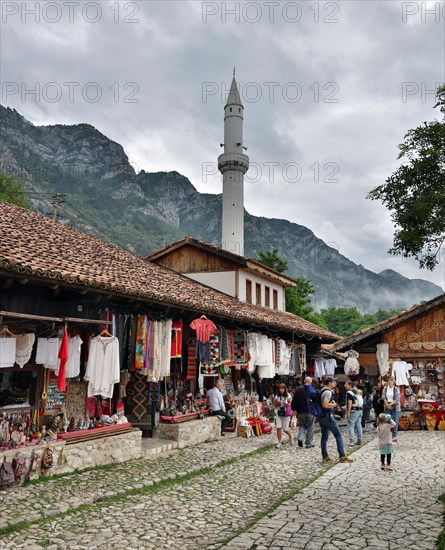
[218,69,249,256]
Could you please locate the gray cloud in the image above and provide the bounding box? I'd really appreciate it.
[2,0,444,288]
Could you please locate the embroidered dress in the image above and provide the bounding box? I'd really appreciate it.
[84,336,120,398]
[15,333,35,368]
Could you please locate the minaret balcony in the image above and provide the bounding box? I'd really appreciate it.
[218,153,249,174]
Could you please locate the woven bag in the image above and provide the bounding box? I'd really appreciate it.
[409,413,422,430]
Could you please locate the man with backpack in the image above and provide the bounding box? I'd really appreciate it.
[291,376,316,448]
[311,376,354,463]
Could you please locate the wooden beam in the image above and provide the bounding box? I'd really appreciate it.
[0,310,111,325]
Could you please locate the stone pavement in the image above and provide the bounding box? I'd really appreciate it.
[221,432,445,550]
[0,429,443,549]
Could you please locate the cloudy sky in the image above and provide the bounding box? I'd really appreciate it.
[2,0,445,289]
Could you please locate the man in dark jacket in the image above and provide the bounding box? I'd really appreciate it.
[291,376,315,448]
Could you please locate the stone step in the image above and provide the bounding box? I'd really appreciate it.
[141,437,179,457]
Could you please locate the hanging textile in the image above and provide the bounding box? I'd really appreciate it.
[190,317,217,343]
[158,320,172,379]
[134,315,148,370]
[57,329,69,392]
[35,337,61,371]
[84,335,120,398]
[220,327,232,364]
[146,322,158,382]
[187,340,197,382]
[66,335,83,378]
[289,347,300,375]
[376,343,389,376]
[15,333,35,368]
[171,321,183,359]
[0,336,16,369]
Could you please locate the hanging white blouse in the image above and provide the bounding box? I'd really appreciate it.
[66,335,83,378]
[0,337,17,368]
[35,337,61,371]
[15,333,35,368]
[84,336,120,398]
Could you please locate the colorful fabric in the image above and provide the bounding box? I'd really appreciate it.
[126,371,150,422]
[134,315,148,370]
[57,330,69,392]
[220,327,232,363]
[187,341,197,382]
[190,317,217,343]
[200,364,219,376]
[209,333,221,365]
[171,321,183,358]
[230,330,248,367]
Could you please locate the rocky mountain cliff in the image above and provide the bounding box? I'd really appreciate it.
[1,105,442,312]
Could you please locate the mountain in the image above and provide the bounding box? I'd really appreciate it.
[1,105,443,312]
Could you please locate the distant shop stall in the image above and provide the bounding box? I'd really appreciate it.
[329,294,445,431]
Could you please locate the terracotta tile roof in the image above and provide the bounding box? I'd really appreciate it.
[328,293,445,351]
[147,236,297,287]
[0,201,338,341]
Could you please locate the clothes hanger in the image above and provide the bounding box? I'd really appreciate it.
[0,326,18,338]
[200,315,208,320]
[99,328,112,337]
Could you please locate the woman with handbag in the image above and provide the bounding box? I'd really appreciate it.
[274,383,293,449]
[383,377,401,442]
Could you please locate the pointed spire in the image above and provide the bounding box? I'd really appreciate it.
[225,72,243,108]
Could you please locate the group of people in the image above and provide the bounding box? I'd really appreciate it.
[272,376,398,467]
[206,375,398,469]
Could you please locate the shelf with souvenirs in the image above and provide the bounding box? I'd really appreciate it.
[397,359,445,432]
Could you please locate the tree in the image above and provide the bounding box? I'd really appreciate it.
[319,307,403,337]
[255,250,328,328]
[255,249,288,273]
[0,173,29,209]
[367,84,445,270]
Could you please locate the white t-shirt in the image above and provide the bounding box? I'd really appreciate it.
[0,337,17,368]
[386,387,394,402]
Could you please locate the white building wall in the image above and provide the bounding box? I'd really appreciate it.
[185,271,237,297]
[238,270,286,311]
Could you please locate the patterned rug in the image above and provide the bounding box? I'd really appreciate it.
[126,371,149,423]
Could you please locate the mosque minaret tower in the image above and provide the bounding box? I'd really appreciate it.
[218,69,249,256]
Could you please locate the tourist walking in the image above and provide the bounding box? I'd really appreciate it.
[291,376,315,448]
[377,413,396,470]
[382,377,401,441]
[274,383,293,449]
[314,377,354,463]
[345,380,363,446]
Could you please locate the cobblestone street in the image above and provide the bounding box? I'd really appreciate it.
[0,430,443,549]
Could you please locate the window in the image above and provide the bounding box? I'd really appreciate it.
[256,283,261,305]
[273,289,278,310]
[246,279,252,304]
[265,286,270,307]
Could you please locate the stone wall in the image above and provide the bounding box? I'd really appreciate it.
[156,416,221,448]
[1,429,142,480]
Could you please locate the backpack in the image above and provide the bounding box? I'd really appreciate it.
[308,388,331,417]
[0,459,15,488]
